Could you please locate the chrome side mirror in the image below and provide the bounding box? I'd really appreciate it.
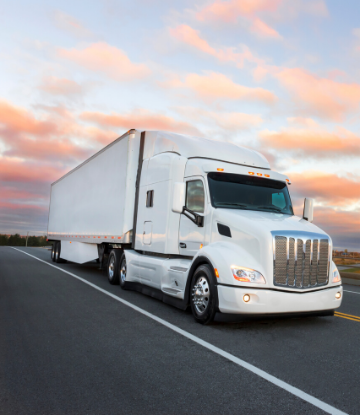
[172,182,186,213]
[303,198,314,222]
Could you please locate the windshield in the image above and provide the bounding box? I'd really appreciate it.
[207,172,294,215]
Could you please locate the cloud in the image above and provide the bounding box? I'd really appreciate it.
[289,171,360,207]
[259,121,360,158]
[195,0,282,23]
[53,11,94,39]
[169,24,263,67]
[174,107,263,132]
[0,100,56,136]
[170,72,276,104]
[58,42,151,81]
[276,68,360,121]
[38,76,86,97]
[80,108,201,136]
[250,17,282,39]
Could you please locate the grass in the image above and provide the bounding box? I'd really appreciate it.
[341,268,360,274]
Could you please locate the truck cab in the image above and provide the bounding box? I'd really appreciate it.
[123,131,343,323]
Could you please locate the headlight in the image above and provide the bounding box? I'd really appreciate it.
[332,267,341,283]
[231,266,266,284]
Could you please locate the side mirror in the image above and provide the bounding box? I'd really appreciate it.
[303,198,314,222]
[172,182,186,213]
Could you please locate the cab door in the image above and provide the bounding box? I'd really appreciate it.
[178,178,206,257]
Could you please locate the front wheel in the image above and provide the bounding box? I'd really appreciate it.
[190,264,218,325]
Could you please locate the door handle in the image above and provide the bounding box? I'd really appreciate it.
[179,243,186,248]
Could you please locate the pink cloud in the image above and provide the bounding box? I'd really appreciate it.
[289,171,360,206]
[38,76,85,97]
[195,0,282,23]
[174,107,263,131]
[80,109,201,136]
[58,42,151,81]
[276,68,360,121]
[179,72,276,104]
[259,121,360,157]
[53,11,93,39]
[169,24,263,67]
[250,17,282,39]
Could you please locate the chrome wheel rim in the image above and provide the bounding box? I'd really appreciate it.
[120,260,126,284]
[108,256,115,279]
[192,276,210,314]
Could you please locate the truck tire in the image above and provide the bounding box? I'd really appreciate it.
[107,250,121,285]
[190,264,218,325]
[54,242,60,263]
[51,244,56,262]
[119,253,129,290]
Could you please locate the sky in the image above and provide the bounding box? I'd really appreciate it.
[0,0,359,250]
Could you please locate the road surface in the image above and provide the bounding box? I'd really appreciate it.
[1,247,359,415]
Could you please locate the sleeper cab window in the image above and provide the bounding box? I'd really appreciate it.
[146,190,154,207]
[186,180,205,213]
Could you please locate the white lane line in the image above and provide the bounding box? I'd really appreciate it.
[344,290,360,295]
[12,247,347,415]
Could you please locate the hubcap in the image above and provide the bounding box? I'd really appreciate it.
[191,276,210,314]
[120,260,126,284]
[109,257,115,279]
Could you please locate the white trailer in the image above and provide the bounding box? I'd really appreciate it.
[48,129,343,324]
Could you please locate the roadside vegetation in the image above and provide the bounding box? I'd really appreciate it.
[0,234,50,247]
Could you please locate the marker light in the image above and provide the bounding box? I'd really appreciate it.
[231,266,266,284]
[248,172,255,175]
[214,268,219,278]
[264,174,270,178]
[243,294,250,303]
[332,267,341,283]
[257,173,262,176]
[286,179,290,183]
[335,292,341,300]
[217,168,224,172]
[200,244,203,249]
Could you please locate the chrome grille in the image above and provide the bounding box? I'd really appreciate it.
[273,231,330,289]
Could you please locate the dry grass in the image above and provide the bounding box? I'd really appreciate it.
[333,258,360,266]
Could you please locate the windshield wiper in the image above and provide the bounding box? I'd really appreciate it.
[216,203,249,208]
[257,206,283,212]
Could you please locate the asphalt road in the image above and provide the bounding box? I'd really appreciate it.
[1,247,359,415]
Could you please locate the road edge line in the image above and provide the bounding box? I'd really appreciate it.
[11,247,348,415]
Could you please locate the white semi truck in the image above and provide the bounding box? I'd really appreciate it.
[47,129,343,324]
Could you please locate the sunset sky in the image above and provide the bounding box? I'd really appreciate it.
[1,0,360,250]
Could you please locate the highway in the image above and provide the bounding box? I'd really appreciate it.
[1,247,359,415]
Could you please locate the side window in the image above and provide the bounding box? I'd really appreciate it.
[186,180,205,213]
[272,192,286,209]
[146,190,154,207]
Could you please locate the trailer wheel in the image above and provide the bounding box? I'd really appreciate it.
[51,244,56,262]
[119,253,129,290]
[107,250,120,285]
[190,264,218,325]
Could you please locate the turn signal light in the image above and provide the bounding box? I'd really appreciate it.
[200,244,203,249]
[286,179,290,182]
[214,268,219,278]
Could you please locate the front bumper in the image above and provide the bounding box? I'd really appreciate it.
[217,284,343,314]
